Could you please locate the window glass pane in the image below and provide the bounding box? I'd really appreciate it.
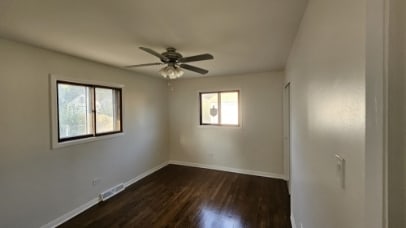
[220,92,239,125]
[95,88,121,134]
[201,93,219,124]
[58,83,92,139]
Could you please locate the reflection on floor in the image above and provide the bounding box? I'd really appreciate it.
[60,164,291,228]
[200,206,242,227]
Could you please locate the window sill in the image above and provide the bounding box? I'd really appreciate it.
[52,132,124,149]
[197,124,242,129]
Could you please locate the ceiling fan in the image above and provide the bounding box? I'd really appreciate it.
[125,47,214,79]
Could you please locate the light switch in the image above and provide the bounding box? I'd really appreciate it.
[335,154,345,189]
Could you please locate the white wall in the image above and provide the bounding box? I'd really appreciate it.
[0,38,169,228]
[286,0,366,227]
[388,0,406,226]
[168,72,284,176]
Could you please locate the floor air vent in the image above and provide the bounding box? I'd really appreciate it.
[99,183,125,201]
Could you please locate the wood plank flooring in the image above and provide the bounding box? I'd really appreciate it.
[59,165,291,228]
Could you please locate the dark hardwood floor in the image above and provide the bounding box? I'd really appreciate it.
[60,165,291,228]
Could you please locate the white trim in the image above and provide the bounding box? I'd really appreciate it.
[52,132,125,149]
[291,214,297,228]
[283,82,292,194]
[383,0,390,226]
[49,74,125,149]
[168,160,286,180]
[40,197,99,228]
[365,0,388,227]
[50,74,125,89]
[40,161,168,228]
[125,161,169,187]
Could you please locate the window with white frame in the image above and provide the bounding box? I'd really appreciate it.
[199,90,240,126]
[51,76,123,148]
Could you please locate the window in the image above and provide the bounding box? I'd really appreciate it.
[200,90,240,126]
[57,82,93,140]
[57,81,122,142]
[51,76,123,148]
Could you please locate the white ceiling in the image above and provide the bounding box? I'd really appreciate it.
[0,0,307,78]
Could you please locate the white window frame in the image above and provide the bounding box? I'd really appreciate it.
[50,74,124,149]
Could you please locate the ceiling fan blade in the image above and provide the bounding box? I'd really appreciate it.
[125,62,164,68]
[139,47,169,62]
[180,64,209,75]
[178,53,214,63]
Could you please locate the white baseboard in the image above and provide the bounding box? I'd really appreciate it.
[291,214,297,228]
[40,197,99,228]
[125,161,168,187]
[168,160,286,180]
[41,161,169,228]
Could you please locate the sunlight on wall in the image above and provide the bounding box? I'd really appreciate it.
[309,87,364,135]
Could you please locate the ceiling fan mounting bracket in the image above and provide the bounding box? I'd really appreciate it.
[161,47,183,63]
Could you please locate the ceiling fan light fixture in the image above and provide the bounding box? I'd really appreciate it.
[159,65,184,79]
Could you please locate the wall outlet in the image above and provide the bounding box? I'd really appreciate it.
[92,178,101,186]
